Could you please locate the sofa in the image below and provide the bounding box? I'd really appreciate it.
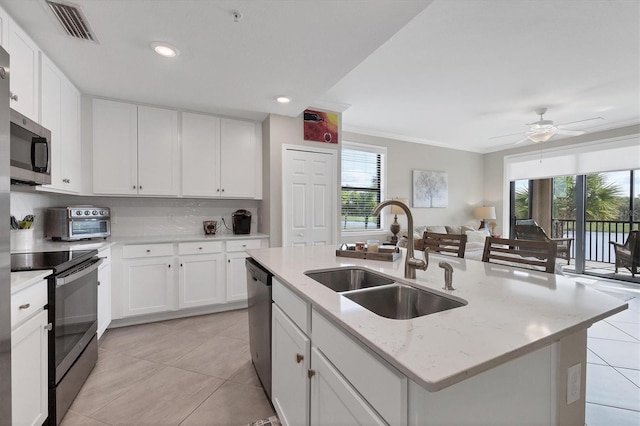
[412,225,484,250]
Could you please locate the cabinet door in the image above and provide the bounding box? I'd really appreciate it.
[182,112,220,197]
[40,54,62,187]
[97,261,112,339]
[93,99,138,194]
[272,305,310,426]
[12,309,48,426]
[178,253,225,309]
[8,18,39,121]
[310,347,385,426]
[220,118,257,198]
[122,257,175,317]
[226,251,250,302]
[0,7,9,49]
[137,105,179,195]
[59,77,81,192]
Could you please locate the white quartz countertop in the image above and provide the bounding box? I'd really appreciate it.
[11,270,51,294]
[247,245,628,392]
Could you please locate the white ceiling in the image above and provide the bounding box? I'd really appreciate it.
[2,0,639,153]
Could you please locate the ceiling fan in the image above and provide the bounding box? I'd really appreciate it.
[491,108,604,144]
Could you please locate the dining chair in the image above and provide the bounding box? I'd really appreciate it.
[423,232,467,258]
[482,236,557,273]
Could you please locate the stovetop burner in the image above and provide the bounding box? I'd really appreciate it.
[11,249,98,274]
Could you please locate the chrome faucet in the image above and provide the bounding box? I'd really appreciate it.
[372,200,428,279]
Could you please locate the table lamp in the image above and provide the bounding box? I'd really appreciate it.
[473,206,496,232]
[389,198,408,245]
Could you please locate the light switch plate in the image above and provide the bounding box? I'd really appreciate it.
[567,363,581,404]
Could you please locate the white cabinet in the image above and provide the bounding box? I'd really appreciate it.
[11,278,48,426]
[0,7,9,51]
[97,247,112,339]
[181,112,220,197]
[122,244,175,317]
[93,99,179,196]
[219,118,260,198]
[181,113,261,198]
[8,17,39,121]
[310,347,385,426]
[178,241,225,309]
[39,53,81,193]
[272,304,310,426]
[226,239,263,302]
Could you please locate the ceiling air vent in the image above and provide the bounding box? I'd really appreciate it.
[46,1,97,42]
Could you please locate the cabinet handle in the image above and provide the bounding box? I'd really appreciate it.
[180,263,183,267]
[222,188,225,192]
[296,354,304,363]
[146,249,151,253]
[97,281,101,286]
[133,185,136,189]
[228,259,231,263]
[217,189,220,192]
[44,323,53,331]
[9,91,17,101]
[18,303,30,310]
[308,369,315,379]
[168,264,171,268]
[198,247,203,250]
[139,185,142,190]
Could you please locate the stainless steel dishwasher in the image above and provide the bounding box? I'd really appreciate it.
[246,257,272,399]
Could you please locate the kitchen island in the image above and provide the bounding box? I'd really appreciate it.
[248,245,627,425]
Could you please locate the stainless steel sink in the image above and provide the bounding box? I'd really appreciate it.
[305,267,395,292]
[343,284,465,320]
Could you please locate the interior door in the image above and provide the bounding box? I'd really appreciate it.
[283,148,335,247]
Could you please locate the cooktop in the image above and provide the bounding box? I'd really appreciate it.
[11,249,98,274]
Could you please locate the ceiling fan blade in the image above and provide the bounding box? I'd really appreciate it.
[556,116,604,127]
[489,131,525,139]
[555,129,585,136]
[513,136,530,145]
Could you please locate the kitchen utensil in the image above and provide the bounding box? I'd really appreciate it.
[10,215,19,230]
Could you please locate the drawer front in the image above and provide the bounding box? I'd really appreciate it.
[122,243,174,259]
[11,280,47,329]
[178,241,224,255]
[312,309,407,425]
[273,278,309,334]
[226,239,262,252]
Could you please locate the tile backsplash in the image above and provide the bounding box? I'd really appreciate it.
[10,189,261,239]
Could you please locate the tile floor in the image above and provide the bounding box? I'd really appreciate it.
[61,309,275,425]
[61,277,639,425]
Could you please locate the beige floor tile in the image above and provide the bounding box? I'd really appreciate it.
[181,381,275,426]
[159,308,248,338]
[228,360,262,387]
[218,313,250,341]
[70,349,162,416]
[170,334,250,379]
[90,365,224,426]
[60,410,109,425]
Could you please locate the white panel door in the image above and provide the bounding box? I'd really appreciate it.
[182,112,220,197]
[283,148,335,247]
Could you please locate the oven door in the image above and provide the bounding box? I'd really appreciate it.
[69,219,111,240]
[51,257,102,384]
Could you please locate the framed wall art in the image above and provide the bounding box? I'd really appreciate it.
[303,109,338,144]
[413,170,448,208]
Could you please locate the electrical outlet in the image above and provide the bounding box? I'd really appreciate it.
[567,363,581,404]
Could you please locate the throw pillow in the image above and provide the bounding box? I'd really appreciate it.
[446,225,462,234]
[426,225,447,234]
[461,225,476,234]
[465,229,490,243]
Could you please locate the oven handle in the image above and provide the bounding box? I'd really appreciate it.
[55,257,103,287]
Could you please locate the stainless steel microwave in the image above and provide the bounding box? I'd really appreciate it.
[45,206,111,241]
[10,108,51,185]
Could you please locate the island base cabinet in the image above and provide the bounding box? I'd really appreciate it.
[408,329,587,426]
[12,309,48,426]
[310,347,386,426]
[272,304,310,426]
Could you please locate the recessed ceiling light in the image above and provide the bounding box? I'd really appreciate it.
[150,42,180,58]
[276,96,291,104]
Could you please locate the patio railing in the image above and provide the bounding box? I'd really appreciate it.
[552,219,640,263]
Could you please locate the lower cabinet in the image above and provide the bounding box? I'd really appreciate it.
[11,278,49,426]
[179,253,225,308]
[310,347,385,425]
[97,247,112,339]
[272,304,310,426]
[226,252,250,302]
[122,256,175,317]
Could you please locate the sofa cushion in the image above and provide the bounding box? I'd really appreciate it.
[426,225,447,234]
[465,229,490,243]
[446,225,476,235]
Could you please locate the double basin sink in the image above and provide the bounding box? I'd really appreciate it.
[304,267,465,320]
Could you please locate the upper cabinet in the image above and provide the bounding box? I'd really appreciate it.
[8,17,39,121]
[39,53,81,193]
[181,113,262,199]
[0,7,9,50]
[92,99,179,196]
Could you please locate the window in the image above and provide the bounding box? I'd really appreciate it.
[341,142,386,231]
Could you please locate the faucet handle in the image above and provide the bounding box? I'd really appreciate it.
[422,247,429,270]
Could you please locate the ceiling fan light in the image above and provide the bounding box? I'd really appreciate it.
[528,129,556,143]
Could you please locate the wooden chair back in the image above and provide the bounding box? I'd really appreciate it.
[482,236,557,273]
[424,232,467,258]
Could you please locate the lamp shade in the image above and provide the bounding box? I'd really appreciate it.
[473,206,496,220]
[391,198,408,215]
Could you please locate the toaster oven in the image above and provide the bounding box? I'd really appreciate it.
[45,206,111,241]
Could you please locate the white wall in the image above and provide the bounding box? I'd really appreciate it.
[341,132,484,242]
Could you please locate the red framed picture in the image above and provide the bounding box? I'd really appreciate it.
[303,109,338,144]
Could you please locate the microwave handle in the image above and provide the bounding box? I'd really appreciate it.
[31,137,48,172]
